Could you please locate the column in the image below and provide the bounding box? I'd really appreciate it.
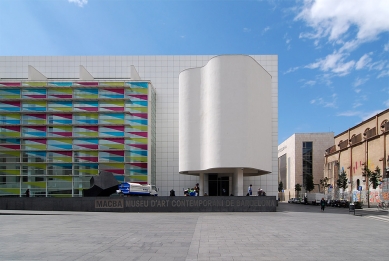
[199,172,204,196]
[233,168,244,196]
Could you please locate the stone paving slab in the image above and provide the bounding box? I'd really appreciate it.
[0,203,388,260]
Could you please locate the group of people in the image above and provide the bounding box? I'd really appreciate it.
[184,183,200,196]
[247,184,266,196]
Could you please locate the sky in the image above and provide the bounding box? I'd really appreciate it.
[0,0,388,144]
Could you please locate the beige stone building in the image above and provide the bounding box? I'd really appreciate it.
[278,133,334,200]
[324,108,389,203]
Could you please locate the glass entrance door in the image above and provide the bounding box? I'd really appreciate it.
[208,174,229,196]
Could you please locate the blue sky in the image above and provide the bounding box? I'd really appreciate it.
[1,0,388,144]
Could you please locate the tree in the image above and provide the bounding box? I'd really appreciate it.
[320,177,330,194]
[305,174,315,192]
[295,183,302,198]
[336,170,348,199]
[278,181,284,192]
[362,166,382,208]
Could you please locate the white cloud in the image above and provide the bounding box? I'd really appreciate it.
[296,0,389,44]
[311,93,337,108]
[337,109,383,120]
[284,66,299,74]
[263,26,270,33]
[337,110,361,117]
[68,0,88,7]
[243,28,251,33]
[378,70,389,78]
[355,53,373,70]
[385,42,389,51]
[353,77,368,87]
[384,100,389,107]
[305,52,355,76]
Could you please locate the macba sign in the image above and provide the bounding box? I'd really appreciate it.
[94,197,277,212]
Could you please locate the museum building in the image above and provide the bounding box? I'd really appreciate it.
[0,55,278,197]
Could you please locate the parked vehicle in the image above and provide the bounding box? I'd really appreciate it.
[306,193,325,205]
[117,182,158,196]
[288,198,295,203]
[293,198,301,204]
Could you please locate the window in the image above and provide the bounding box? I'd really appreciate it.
[302,142,313,188]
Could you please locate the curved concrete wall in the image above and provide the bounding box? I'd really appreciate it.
[179,55,272,173]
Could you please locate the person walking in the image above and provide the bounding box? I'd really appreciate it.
[194,183,200,196]
[248,184,252,196]
[25,189,30,197]
[320,197,326,211]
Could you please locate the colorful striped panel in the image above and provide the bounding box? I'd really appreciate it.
[47,164,72,176]
[0,89,20,99]
[99,151,125,163]
[100,101,125,112]
[75,163,99,175]
[99,163,125,175]
[0,114,21,125]
[23,139,46,150]
[0,101,21,112]
[22,126,46,137]
[48,114,72,124]
[23,101,46,112]
[74,151,98,163]
[0,82,21,87]
[48,151,72,163]
[48,82,73,87]
[100,88,125,99]
[48,101,72,112]
[22,82,47,87]
[47,139,72,150]
[74,126,98,137]
[74,88,98,99]
[48,88,72,99]
[100,138,125,150]
[23,163,46,175]
[49,126,72,137]
[126,82,149,95]
[74,82,99,86]
[0,167,21,176]
[0,151,20,161]
[0,139,21,150]
[100,82,125,87]
[74,101,98,112]
[0,126,21,137]
[74,113,98,124]
[99,113,125,124]
[100,126,125,137]
[23,114,46,125]
[73,139,99,150]
[24,151,46,162]
[22,89,47,99]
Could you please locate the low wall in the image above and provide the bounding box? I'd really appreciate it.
[0,196,276,212]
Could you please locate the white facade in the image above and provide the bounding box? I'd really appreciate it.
[278,133,334,200]
[179,55,273,196]
[0,55,278,197]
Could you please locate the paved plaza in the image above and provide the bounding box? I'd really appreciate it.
[1,202,388,261]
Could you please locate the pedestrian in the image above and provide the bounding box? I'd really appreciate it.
[194,183,200,196]
[248,184,252,196]
[25,189,30,197]
[320,197,326,211]
[257,188,262,196]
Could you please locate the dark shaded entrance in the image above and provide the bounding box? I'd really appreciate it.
[208,174,229,196]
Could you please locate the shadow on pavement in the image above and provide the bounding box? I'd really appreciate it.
[276,202,389,217]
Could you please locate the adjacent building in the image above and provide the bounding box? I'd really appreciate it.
[0,55,279,197]
[324,108,389,203]
[278,133,334,200]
